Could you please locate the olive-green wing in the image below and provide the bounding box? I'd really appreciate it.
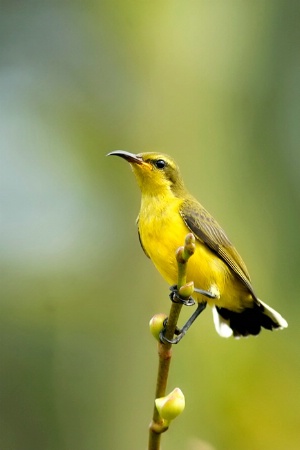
[180,199,256,296]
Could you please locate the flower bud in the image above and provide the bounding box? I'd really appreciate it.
[179,281,194,299]
[149,313,168,341]
[175,246,185,264]
[184,233,196,255]
[155,388,185,421]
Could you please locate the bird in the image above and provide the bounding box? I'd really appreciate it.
[107,150,288,339]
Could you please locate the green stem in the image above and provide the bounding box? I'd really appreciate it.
[148,233,195,450]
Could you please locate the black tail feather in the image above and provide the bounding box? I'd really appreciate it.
[216,302,285,337]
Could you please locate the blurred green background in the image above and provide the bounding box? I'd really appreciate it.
[1,2,300,449]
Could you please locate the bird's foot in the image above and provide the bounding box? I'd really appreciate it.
[160,330,183,345]
[169,285,195,306]
[159,318,182,344]
[159,302,207,344]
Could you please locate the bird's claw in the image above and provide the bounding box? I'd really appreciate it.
[169,285,195,306]
[159,319,183,344]
[159,301,207,345]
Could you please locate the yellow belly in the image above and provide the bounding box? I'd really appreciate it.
[138,197,251,311]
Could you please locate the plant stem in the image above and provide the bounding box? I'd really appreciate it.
[148,233,195,450]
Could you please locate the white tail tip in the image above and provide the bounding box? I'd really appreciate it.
[212,307,233,338]
[258,299,288,329]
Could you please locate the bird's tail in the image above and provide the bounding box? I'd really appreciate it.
[212,300,288,338]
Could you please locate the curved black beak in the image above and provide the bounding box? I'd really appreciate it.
[107,150,144,165]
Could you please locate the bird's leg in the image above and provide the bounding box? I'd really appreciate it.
[162,285,218,344]
[194,287,219,299]
[160,302,207,344]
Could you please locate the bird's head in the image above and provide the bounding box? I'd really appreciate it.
[107,151,186,197]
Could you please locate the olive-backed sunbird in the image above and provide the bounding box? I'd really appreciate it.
[108,151,288,338]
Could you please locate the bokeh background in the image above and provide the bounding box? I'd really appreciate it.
[1,2,300,449]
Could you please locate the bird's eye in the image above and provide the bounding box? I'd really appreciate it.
[155,159,166,169]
